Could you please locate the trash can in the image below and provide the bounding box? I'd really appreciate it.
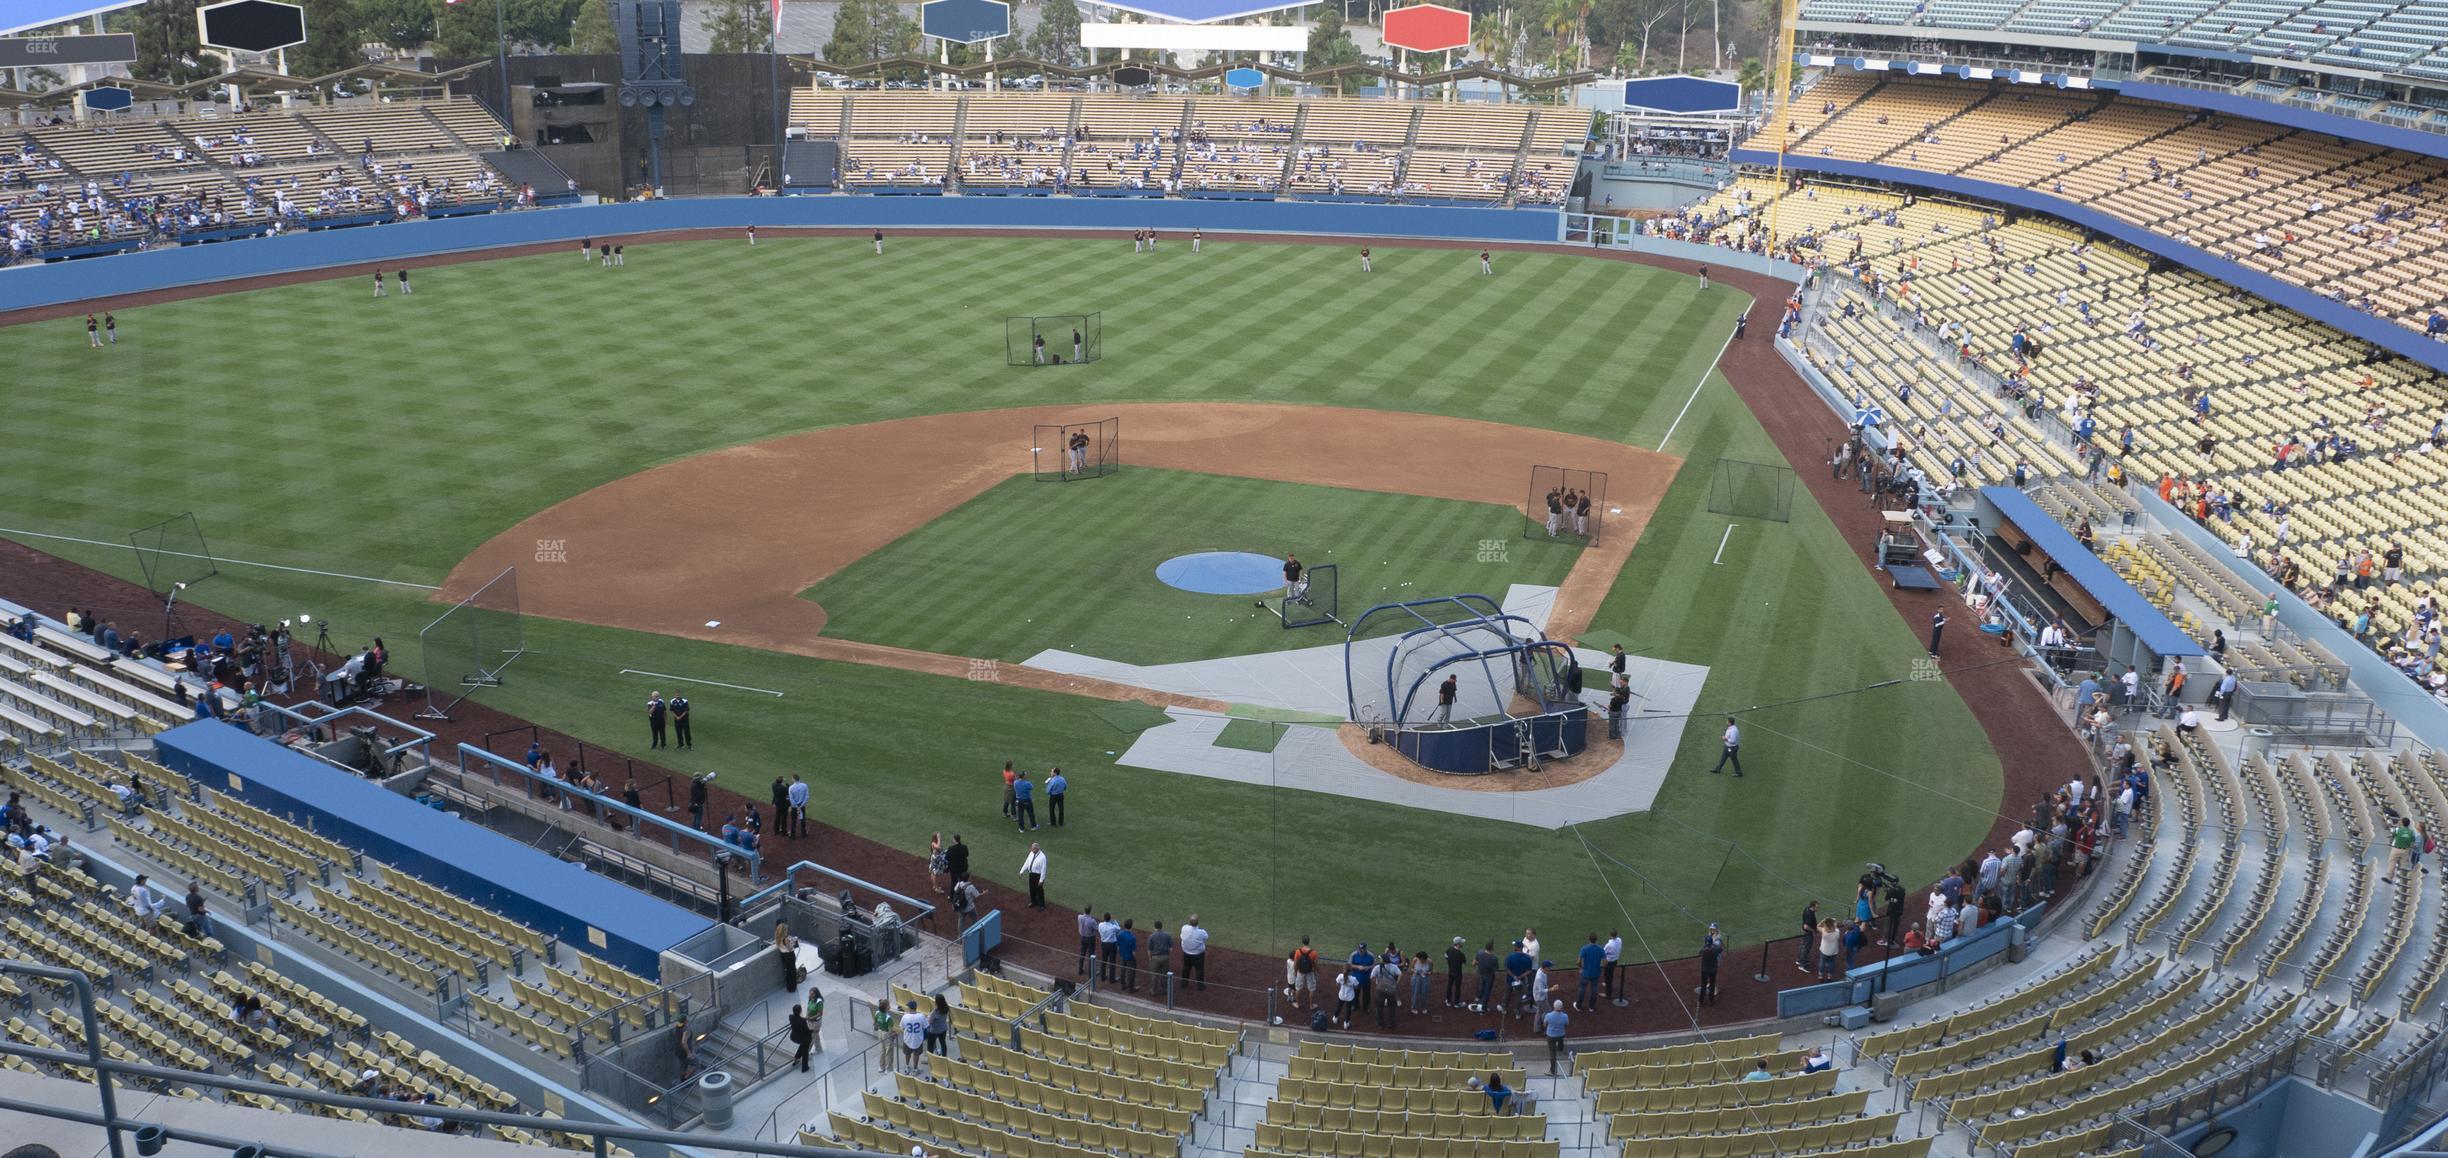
[2244,728,2273,762]
[698,1070,735,1130]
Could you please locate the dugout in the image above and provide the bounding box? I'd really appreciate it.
[152,721,711,978]
[1343,594,1590,775]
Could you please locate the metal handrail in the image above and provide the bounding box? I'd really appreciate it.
[734,861,940,932]
[0,960,867,1158]
[454,742,761,881]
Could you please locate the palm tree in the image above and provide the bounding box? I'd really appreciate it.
[1544,0,1579,75]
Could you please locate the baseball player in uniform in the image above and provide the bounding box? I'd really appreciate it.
[1283,554,1309,606]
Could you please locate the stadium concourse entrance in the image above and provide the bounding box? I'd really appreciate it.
[1344,594,1590,774]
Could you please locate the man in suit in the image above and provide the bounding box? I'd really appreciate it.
[671,694,692,749]
[646,691,667,749]
[944,835,970,893]
[1021,843,1047,910]
[787,774,810,838]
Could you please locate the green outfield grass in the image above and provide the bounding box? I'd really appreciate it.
[804,468,1578,666]
[0,237,2001,959]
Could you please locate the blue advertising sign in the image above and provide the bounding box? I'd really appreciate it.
[82,85,133,112]
[1223,66,1265,89]
[920,0,1010,44]
[1,1,146,38]
[1621,76,1743,115]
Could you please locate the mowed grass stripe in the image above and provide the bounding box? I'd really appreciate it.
[809,469,1571,665]
[2,237,2002,960]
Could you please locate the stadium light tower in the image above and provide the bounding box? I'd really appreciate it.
[444,0,511,125]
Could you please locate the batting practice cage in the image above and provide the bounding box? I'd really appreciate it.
[1277,562,1339,629]
[128,513,218,596]
[1032,417,1120,481]
[417,566,527,720]
[1708,458,1797,522]
[1524,466,1610,546]
[1006,313,1102,366]
[1344,595,1591,773]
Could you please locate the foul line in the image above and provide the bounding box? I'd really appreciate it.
[1712,524,1737,565]
[617,669,786,697]
[0,526,440,590]
[1655,322,1740,453]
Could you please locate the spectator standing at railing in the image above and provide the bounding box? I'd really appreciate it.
[1097,913,1120,982]
[1179,916,1209,990]
[1146,921,1172,988]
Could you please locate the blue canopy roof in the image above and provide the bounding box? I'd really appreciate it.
[152,722,710,977]
[3,1,145,36]
[1981,487,2205,659]
[1093,0,1319,25]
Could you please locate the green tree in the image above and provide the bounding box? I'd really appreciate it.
[508,0,580,46]
[354,0,435,50]
[569,0,617,53]
[133,0,212,84]
[1737,54,1764,93]
[1029,0,1083,65]
[1304,4,1362,77]
[294,0,365,75]
[825,0,918,63]
[430,0,491,58]
[706,0,772,52]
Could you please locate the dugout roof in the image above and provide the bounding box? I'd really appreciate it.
[1979,486,2206,659]
[152,722,712,977]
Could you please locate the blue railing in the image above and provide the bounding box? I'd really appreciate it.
[452,742,761,881]
[1775,902,2045,1018]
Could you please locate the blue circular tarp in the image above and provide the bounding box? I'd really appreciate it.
[1156,551,1283,595]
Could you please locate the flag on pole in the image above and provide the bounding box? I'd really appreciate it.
[772,0,784,37]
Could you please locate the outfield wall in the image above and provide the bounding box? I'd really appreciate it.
[0,198,1559,315]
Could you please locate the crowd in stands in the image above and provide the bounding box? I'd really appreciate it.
[1769,75,2448,339]
[1671,171,2446,693]
[0,99,533,263]
[802,90,1585,205]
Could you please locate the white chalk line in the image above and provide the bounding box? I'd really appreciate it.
[617,669,787,697]
[0,526,440,590]
[1656,322,1741,453]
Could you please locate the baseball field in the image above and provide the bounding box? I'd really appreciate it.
[1,234,2003,961]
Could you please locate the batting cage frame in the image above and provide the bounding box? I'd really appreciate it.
[1708,458,1797,522]
[1524,466,1610,547]
[1342,594,1590,773]
[128,513,218,597]
[1032,417,1121,481]
[1271,562,1339,629]
[416,566,527,721]
[1006,313,1102,366]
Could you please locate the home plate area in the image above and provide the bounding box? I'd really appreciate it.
[1020,585,1708,827]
